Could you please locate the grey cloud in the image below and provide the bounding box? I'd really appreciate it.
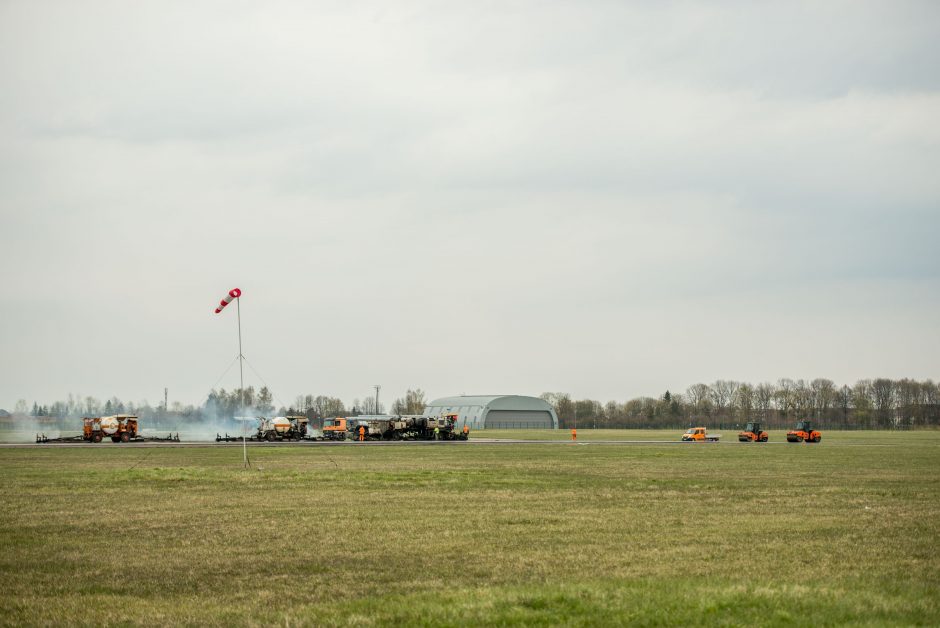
[1,1,938,408]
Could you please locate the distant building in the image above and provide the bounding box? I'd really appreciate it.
[0,409,10,418]
[424,395,558,430]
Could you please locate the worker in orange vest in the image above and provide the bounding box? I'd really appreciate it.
[571,428,577,441]
[358,425,365,442]
[463,424,470,437]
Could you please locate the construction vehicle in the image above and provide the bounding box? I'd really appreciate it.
[264,415,309,441]
[37,415,179,443]
[787,420,822,443]
[738,421,769,442]
[345,414,468,441]
[257,415,309,441]
[216,415,309,442]
[681,426,720,442]
[216,414,471,443]
[321,417,349,441]
[445,413,472,440]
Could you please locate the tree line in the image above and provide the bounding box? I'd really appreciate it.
[8,387,429,426]
[541,378,940,429]
[8,378,939,429]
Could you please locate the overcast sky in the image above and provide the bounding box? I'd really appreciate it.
[1,1,938,411]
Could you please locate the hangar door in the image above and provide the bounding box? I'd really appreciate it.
[484,410,554,429]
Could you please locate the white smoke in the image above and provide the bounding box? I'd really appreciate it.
[3,415,69,443]
[0,406,311,443]
[147,405,265,442]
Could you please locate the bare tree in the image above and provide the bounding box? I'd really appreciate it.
[871,378,895,427]
[405,389,426,414]
[774,379,795,418]
[84,396,101,416]
[852,380,873,427]
[539,392,560,406]
[686,383,713,419]
[810,378,836,422]
[792,380,812,418]
[710,380,739,420]
[605,400,620,423]
[755,383,775,421]
[733,383,755,422]
[257,387,274,414]
[359,396,383,415]
[837,385,852,423]
[924,381,940,426]
[552,393,574,426]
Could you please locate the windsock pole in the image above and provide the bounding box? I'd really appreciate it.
[215,287,248,468]
[237,296,244,392]
[237,297,247,468]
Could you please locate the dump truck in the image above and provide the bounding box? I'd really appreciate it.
[682,426,720,442]
[216,415,309,442]
[37,415,179,443]
[738,421,769,442]
[787,420,822,443]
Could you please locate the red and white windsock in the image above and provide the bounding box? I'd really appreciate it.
[214,288,242,314]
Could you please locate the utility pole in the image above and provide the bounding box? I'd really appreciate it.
[164,387,168,413]
[374,385,381,415]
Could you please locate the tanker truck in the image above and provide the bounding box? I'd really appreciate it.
[86,415,138,442]
[37,415,179,443]
[216,415,309,442]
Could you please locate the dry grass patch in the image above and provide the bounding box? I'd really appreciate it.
[1,433,938,625]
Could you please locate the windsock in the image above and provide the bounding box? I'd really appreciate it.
[214,288,242,313]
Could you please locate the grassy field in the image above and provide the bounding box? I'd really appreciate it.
[1,432,938,626]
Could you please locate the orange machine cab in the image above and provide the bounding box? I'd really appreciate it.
[738,422,768,442]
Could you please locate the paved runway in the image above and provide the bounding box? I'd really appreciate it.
[0,438,800,448]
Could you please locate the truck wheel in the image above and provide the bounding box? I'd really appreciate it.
[266,432,276,442]
[760,435,768,442]
[93,433,102,443]
[121,432,130,443]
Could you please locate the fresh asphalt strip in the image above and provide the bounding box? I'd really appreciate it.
[0,439,859,448]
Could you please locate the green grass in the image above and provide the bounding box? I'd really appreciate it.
[1,432,938,626]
